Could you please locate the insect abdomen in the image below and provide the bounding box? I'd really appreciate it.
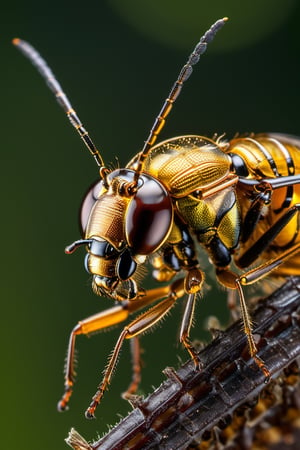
[228,134,300,179]
[230,134,300,275]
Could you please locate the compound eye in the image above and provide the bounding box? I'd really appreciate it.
[125,174,173,255]
[89,239,118,258]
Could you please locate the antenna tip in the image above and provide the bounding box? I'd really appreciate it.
[12,38,20,46]
[223,17,229,22]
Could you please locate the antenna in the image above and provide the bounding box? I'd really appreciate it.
[13,38,107,175]
[134,17,228,182]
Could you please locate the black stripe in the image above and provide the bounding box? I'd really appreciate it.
[247,137,279,176]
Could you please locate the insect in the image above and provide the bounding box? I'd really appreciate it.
[14,17,300,419]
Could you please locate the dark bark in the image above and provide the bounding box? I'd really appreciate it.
[66,277,300,450]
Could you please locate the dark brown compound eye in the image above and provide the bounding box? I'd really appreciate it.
[125,173,173,255]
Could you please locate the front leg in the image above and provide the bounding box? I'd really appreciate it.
[57,303,130,412]
[58,279,187,417]
[85,278,187,418]
[57,283,176,413]
[86,266,206,418]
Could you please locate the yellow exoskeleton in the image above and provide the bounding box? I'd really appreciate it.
[14,18,300,418]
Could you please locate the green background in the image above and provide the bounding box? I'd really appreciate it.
[1,0,300,448]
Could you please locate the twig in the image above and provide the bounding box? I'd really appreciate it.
[66,277,300,449]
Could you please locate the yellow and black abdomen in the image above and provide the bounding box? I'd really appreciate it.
[229,134,300,276]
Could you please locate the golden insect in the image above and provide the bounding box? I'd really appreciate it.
[14,18,300,419]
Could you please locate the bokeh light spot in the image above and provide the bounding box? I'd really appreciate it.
[107,0,297,51]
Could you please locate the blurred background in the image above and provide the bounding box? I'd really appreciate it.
[1,0,300,448]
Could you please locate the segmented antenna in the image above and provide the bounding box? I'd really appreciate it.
[12,38,106,173]
[13,18,227,185]
[134,17,228,182]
